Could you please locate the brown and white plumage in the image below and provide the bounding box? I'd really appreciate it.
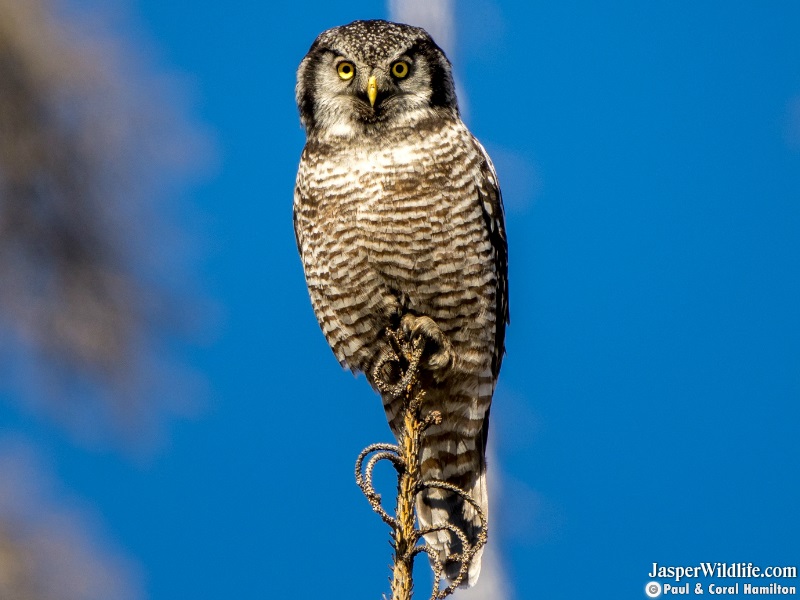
[293,20,508,587]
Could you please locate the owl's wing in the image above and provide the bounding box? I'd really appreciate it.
[292,151,351,370]
[293,148,382,374]
[473,138,509,380]
[293,152,316,294]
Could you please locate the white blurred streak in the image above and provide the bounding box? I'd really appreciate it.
[458,544,512,600]
[0,441,144,600]
[456,458,513,600]
[786,95,800,150]
[388,1,514,595]
[455,447,513,600]
[388,0,470,118]
[388,0,455,59]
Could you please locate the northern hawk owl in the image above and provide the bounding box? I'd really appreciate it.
[293,20,508,587]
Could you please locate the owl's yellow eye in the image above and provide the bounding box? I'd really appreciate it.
[391,61,410,79]
[337,61,355,81]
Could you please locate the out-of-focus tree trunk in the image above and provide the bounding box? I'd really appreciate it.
[1,1,206,596]
[0,0,208,442]
[1,0,134,370]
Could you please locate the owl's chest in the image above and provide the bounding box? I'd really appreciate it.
[319,138,466,225]
[301,128,484,287]
[369,157,478,287]
[359,145,460,252]
[345,141,439,197]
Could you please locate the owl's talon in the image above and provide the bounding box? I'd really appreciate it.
[371,326,426,398]
[400,314,454,375]
[372,345,401,394]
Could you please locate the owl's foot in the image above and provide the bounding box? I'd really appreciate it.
[372,315,453,396]
[400,314,454,377]
[372,330,424,398]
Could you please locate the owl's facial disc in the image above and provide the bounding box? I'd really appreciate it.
[331,56,392,114]
[345,63,405,112]
[354,57,431,123]
[296,20,459,135]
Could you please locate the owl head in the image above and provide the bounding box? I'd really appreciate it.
[296,20,458,138]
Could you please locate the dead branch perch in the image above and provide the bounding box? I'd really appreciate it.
[355,327,488,599]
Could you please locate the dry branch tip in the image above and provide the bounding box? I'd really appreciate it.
[355,326,488,599]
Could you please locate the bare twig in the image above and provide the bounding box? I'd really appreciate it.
[355,326,488,599]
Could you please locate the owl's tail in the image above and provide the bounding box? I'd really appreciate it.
[415,428,488,588]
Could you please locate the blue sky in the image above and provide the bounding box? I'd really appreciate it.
[1,1,799,599]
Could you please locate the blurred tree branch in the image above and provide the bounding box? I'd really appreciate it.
[0,0,210,442]
[0,0,203,595]
[0,1,135,373]
[0,443,144,600]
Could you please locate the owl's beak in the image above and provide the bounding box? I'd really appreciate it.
[367,75,378,107]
